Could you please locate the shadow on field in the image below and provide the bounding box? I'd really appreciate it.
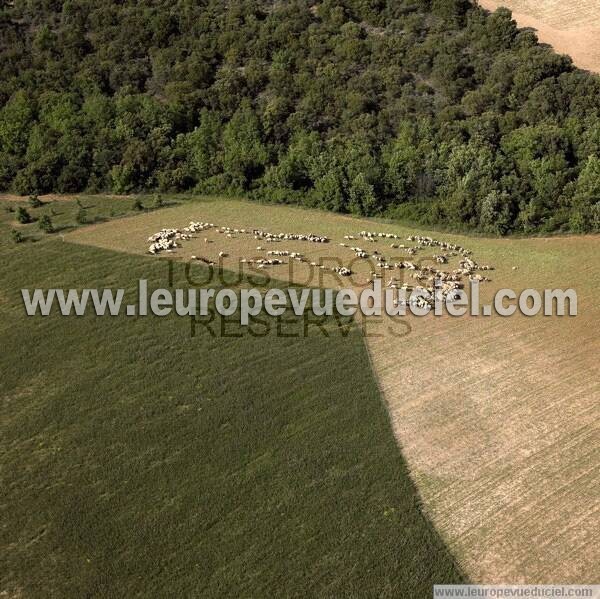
[0,240,467,598]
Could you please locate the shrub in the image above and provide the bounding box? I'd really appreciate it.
[76,207,88,224]
[153,193,164,208]
[28,194,42,208]
[132,198,144,211]
[38,214,54,233]
[11,229,24,243]
[16,206,32,224]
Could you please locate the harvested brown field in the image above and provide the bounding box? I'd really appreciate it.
[370,238,600,582]
[479,0,600,73]
[67,197,600,584]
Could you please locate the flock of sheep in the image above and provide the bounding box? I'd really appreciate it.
[147,221,214,254]
[147,221,339,272]
[146,221,495,304]
[340,231,495,306]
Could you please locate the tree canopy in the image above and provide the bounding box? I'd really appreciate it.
[1,0,600,234]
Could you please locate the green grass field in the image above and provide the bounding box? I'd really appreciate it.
[0,221,465,596]
[0,193,174,243]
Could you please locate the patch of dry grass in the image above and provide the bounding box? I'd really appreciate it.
[65,197,504,292]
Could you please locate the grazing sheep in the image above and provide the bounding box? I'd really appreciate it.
[147,230,179,254]
[267,250,302,258]
[145,221,505,292]
[191,256,214,265]
[360,230,398,240]
[253,229,329,243]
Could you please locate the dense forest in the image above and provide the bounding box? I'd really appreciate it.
[1,0,600,234]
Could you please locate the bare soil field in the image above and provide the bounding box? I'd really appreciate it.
[479,0,600,73]
[66,197,600,583]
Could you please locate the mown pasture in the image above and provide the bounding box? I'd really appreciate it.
[64,195,600,584]
[0,217,465,597]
